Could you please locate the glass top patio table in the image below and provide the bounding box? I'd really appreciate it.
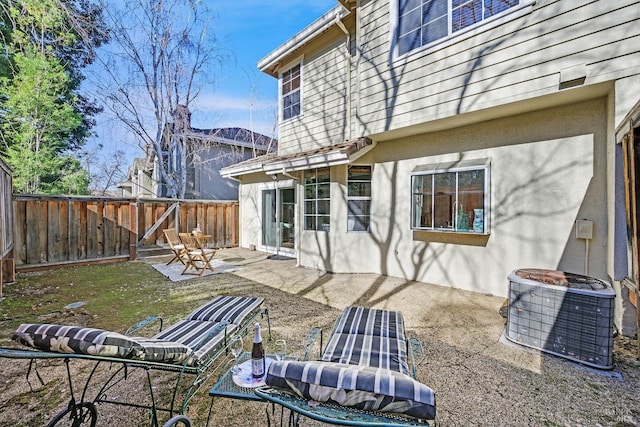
[208,351,295,402]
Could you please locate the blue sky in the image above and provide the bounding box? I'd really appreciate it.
[192,0,337,134]
[90,0,337,166]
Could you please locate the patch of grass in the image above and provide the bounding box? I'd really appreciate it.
[0,261,231,337]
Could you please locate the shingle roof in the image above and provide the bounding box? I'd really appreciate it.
[221,137,374,177]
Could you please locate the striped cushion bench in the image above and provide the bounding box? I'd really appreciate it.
[321,332,409,374]
[321,307,410,375]
[186,296,263,324]
[265,306,436,422]
[12,295,264,366]
[13,324,142,358]
[265,360,436,420]
[330,306,406,338]
[131,338,192,364]
[152,320,237,362]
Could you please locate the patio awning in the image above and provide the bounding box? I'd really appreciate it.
[221,137,375,178]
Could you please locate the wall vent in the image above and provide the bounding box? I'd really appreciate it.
[506,269,615,370]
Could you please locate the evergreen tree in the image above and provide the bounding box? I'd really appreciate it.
[0,0,107,194]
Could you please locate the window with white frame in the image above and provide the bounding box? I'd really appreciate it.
[281,63,301,121]
[396,0,523,56]
[304,167,330,231]
[347,165,372,232]
[411,159,489,233]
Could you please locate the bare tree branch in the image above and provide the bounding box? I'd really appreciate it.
[91,0,224,198]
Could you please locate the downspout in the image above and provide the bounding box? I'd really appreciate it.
[355,0,362,137]
[336,15,352,140]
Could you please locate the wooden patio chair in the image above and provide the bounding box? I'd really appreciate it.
[179,232,216,276]
[163,229,188,266]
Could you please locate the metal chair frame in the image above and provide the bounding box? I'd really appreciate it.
[1,303,271,427]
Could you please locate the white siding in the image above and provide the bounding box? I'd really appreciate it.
[355,0,640,134]
[278,29,352,155]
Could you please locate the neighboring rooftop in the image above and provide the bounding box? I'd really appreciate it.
[183,127,276,151]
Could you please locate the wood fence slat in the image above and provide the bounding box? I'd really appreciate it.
[47,201,59,263]
[232,203,239,247]
[197,204,205,232]
[115,203,122,254]
[69,201,80,261]
[180,205,189,233]
[104,202,116,257]
[87,202,98,258]
[137,201,145,246]
[38,201,48,264]
[156,204,166,244]
[187,204,196,232]
[120,203,130,256]
[14,201,26,265]
[79,201,87,259]
[129,201,137,260]
[60,201,69,262]
[167,209,177,231]
[217,205,225,247]
[206,204,215,247]
[144,202,154,243]
[97,201,104,257]
[0,158,12,290]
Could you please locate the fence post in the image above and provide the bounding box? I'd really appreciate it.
[129,200,137,261]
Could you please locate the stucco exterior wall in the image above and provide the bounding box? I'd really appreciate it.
[365,99,607,297]
[237,174,270,250]
[237,98,609,298]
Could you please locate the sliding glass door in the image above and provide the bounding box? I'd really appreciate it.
[262,187,296,256]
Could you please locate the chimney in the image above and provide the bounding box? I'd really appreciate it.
[172,105,191,132]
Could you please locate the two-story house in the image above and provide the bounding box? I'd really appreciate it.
[222,0,640,335]
[120,106,276,200]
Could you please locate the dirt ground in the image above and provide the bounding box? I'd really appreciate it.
[0,247,639,427]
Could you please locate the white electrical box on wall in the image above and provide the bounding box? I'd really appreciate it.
[575,219,593,240]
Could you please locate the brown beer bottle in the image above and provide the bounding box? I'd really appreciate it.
[251,322,265,378]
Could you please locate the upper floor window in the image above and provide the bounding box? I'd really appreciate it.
[281,63,301,121]
[411,159,489,233]
[304,167,330,231]
[396,0,522,56]
[347,165,372,232]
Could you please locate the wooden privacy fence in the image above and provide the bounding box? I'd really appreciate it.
[13,195,239,271]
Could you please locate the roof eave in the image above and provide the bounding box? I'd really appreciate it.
[263,153,349,174]
[222,138,376,178]
[263,143,375,174]
[258,5,349,77]
[221,163,265,178]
